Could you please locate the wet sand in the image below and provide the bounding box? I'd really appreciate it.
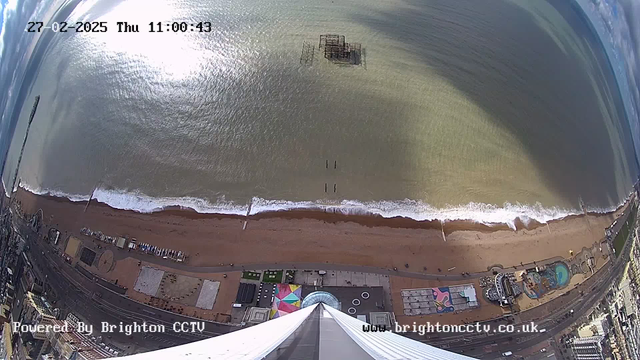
[13,188,627,273]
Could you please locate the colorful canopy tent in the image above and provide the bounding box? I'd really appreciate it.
[270,284,303,319]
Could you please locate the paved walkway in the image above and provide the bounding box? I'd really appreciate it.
[109,245,566,281]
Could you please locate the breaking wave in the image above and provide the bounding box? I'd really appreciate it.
[19,184,624,229]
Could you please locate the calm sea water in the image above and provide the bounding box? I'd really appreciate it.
[3,0,638,223]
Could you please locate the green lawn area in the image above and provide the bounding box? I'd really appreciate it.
[614,204,637,256]
[242,271,261,281]
[262,270,283,283]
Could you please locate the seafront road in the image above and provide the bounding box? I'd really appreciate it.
[444,222,632,358]
[105,244,566,282]
[14,207,632,358]
[15,217,236,355]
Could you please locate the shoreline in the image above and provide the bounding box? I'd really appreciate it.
[17,187,629,235]
[11,186,628,274]
[15,184,631,234]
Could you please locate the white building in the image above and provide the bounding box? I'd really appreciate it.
[578,313,610,338]
[0,323,12,360]
[571,336,605,360]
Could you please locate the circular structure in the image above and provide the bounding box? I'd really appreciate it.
[301,291,340,310]
[97,250,114,273]
[485,287,499,302]
[557,263,568,280]
[352,298,360,306]
[361,291,370,299]
[347,307,357,315]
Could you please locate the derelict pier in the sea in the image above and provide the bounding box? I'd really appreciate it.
[320,34,361,65]
[300,34,363,66]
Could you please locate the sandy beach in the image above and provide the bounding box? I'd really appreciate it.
[12,187,626,274]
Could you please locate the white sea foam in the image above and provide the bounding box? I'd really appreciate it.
[249,198,621,229]
[92,188,248,215]
[18,184,627,229]
[20,184,248,215]
[20,183,89,203]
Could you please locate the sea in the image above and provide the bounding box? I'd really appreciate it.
[1,0,638,228]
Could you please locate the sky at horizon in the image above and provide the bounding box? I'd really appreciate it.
[581,0,640,163]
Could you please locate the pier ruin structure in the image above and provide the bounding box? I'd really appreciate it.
[320,34,361,65]
[300,34,363,66]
